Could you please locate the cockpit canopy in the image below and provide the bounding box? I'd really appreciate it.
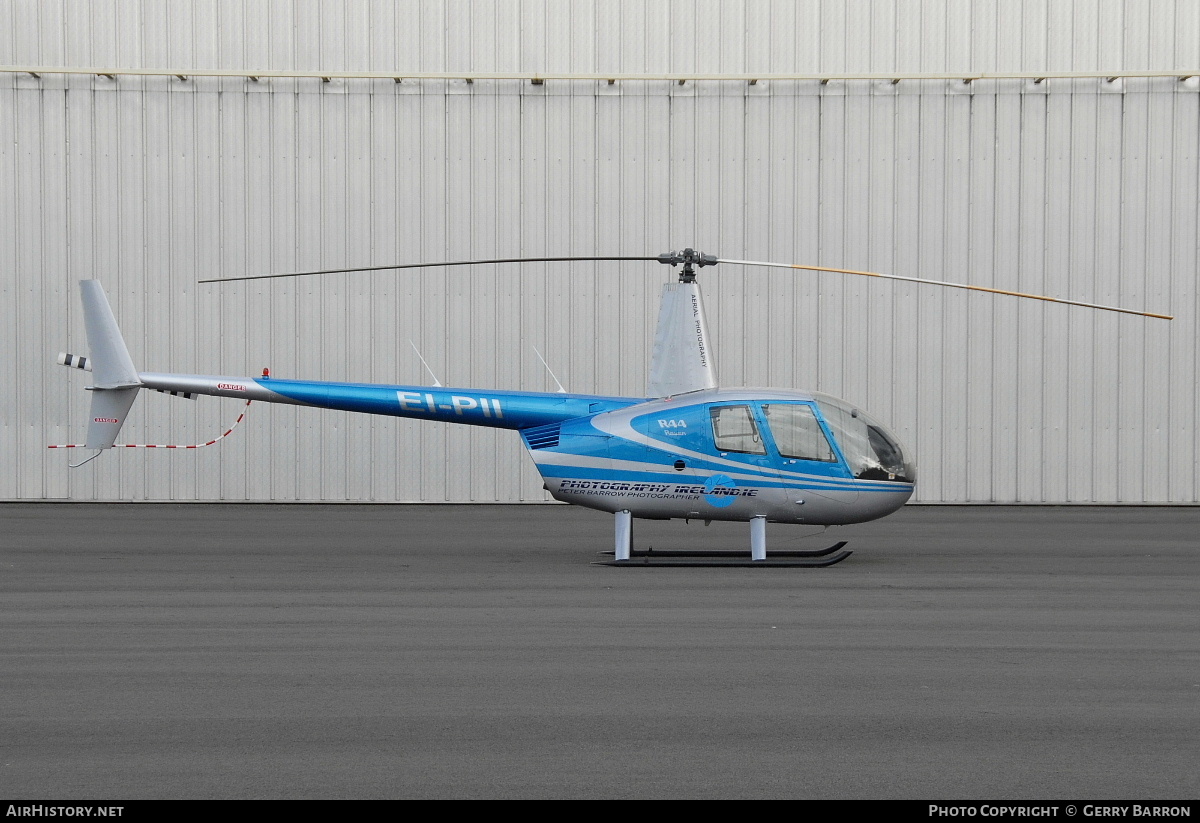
[812,392,915,483]
[626,389,915,485]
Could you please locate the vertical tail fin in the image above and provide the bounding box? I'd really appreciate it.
[78,280,142,450]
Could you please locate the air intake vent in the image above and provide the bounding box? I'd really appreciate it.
[522,423,561,450]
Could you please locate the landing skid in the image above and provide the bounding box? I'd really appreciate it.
[594,541,852,568]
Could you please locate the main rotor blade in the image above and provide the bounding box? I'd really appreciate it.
[719,258,1173,320]
[199,256,660,284]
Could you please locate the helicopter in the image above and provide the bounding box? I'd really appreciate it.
[53,249,1171,566]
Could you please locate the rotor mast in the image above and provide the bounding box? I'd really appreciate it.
[647,250,719,397]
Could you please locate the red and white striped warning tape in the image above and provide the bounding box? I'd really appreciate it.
[48,400,252,449]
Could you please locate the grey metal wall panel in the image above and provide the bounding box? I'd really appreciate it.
[7,0,1200,75]
[0,80,14,500]
[9,76,1194,504]
[3,2,1199,504]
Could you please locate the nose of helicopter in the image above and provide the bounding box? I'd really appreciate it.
[851,481,916,523]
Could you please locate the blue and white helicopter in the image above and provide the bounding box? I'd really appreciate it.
[58,249,1170,566]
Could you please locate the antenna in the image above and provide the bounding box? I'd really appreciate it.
[532,346,567,393]
[409,341,442,387]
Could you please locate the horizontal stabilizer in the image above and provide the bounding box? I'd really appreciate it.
[153,388,195,400]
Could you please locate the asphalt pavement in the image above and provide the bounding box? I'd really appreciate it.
[2,503,1197,799]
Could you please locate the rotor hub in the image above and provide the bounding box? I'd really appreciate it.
[658,248,718,282]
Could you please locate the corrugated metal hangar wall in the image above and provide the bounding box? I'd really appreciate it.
[2,1,1198,504]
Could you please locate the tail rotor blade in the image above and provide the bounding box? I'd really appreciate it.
[717,258,1173,320]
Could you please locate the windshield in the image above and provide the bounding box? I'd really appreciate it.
[813,393,915,483]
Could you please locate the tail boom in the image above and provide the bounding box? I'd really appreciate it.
[138,373,640,430]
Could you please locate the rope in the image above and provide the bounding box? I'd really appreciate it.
[48,400,252,451]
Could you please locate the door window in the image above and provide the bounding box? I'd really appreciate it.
[709,405,766,455]
[762,403,836,462]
